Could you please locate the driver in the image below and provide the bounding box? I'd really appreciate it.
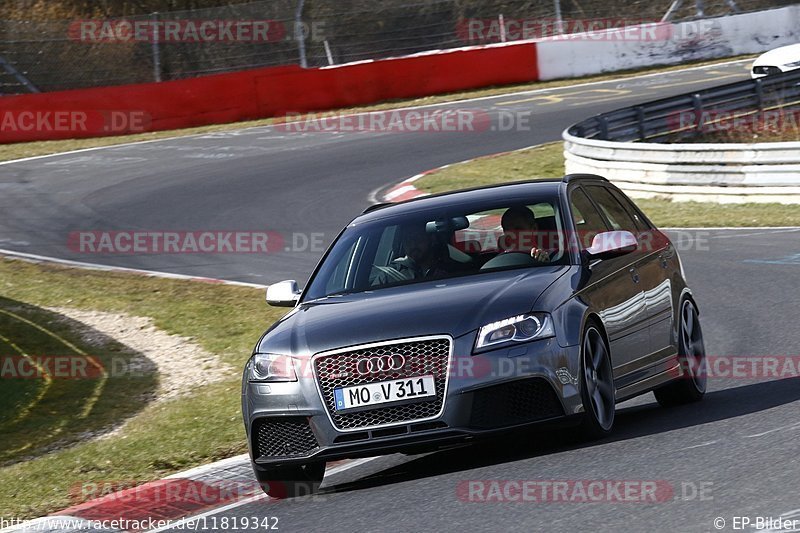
[372,223,450,286]
[498,206,550,262]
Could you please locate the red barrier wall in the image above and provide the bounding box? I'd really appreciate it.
[0,42,538,143]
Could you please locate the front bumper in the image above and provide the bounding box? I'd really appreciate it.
[243,335,583,467]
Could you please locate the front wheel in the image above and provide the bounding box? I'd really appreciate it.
[655,299,707,407]
[253,462,326,499]
[578,324,615,439]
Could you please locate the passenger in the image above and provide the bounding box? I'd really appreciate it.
[498,206,550,262]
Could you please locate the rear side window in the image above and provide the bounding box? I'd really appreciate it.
[608,188,649,230]
[569,187,608,250]
[586,186,640,233]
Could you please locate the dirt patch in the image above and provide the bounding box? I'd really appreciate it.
[46,307,233,402]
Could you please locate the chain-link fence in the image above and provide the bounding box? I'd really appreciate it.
[0,0,794,94]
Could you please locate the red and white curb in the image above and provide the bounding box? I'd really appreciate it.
[3,455,370,533]
[380,173,431,202]
[378,146,534,203]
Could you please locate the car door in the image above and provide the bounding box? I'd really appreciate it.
[608,187,677,358]
[569,185,650,380]
[585,184,674,371]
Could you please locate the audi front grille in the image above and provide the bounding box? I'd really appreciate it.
[313,336,452,431]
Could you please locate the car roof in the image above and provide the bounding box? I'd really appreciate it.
[357,175,608,223]
[754,43,800,65]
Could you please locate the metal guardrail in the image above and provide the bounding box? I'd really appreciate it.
[563,69,800,203]
[568,68,800,143]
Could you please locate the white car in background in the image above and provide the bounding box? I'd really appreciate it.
[752,43,800,78]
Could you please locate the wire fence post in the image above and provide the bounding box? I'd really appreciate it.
[151,12,162,82]
[725,0,741,12]
[498,14,507,42]
[295,0,308,68]
[695,0,706,17]
[0,55,40,93]
[661,0,683,22]
[553,0,565,34]
[323,40,334,65]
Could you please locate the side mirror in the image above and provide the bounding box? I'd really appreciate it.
[586,230,638,261]
[266,280,301,307]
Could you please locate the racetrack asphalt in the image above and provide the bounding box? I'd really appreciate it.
[152,226,800,532]
[0,60,752,285]
[4,59,800,532]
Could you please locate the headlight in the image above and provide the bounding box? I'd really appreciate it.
[475,313,555,351]
[249,353,297,382]
[784,60,800,68]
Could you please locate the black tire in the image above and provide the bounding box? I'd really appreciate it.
[578,323,615,439]
[655,299,707,407]
[253,462,325,499]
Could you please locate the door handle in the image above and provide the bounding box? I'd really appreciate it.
[629,267,640,284]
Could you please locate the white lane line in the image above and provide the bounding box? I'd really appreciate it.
[0,59,752,169]
[677,440,719,450]
[743,422,800,438]
[663,227,800,231]
[0,135,195,167]
[0,248,267,289]
[758,509,800,532]
[147,457,381,533]
[711,228,800,239]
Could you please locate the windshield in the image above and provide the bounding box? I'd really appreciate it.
[305,196,568,300]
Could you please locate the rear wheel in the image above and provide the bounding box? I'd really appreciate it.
[655,299,707,407]
[253,462,326,499]
[578,324,615,439]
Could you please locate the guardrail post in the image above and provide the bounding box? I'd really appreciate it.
[754,78,764,111]
[598,116,609,140]
[691,93,704,134]
[636,106,646,140]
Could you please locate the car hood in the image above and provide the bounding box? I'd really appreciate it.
[257,266,572,356]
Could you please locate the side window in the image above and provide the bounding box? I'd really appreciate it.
[569,187,608,250]
[586,186,640,233]
[608,188,649,230]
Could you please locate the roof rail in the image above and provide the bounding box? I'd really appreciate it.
[362,202,393,214]
[562,173,609,183]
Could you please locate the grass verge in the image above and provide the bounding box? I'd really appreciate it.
[0,258,284,518]
[414,142,800,227]
[0,298,158,465]
[0,55,753,163]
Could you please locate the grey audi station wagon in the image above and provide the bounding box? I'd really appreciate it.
[242,175,707,497]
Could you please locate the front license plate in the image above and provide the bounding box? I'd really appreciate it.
[334,375,436,411]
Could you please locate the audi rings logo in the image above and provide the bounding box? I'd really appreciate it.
[356,354,406,375]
